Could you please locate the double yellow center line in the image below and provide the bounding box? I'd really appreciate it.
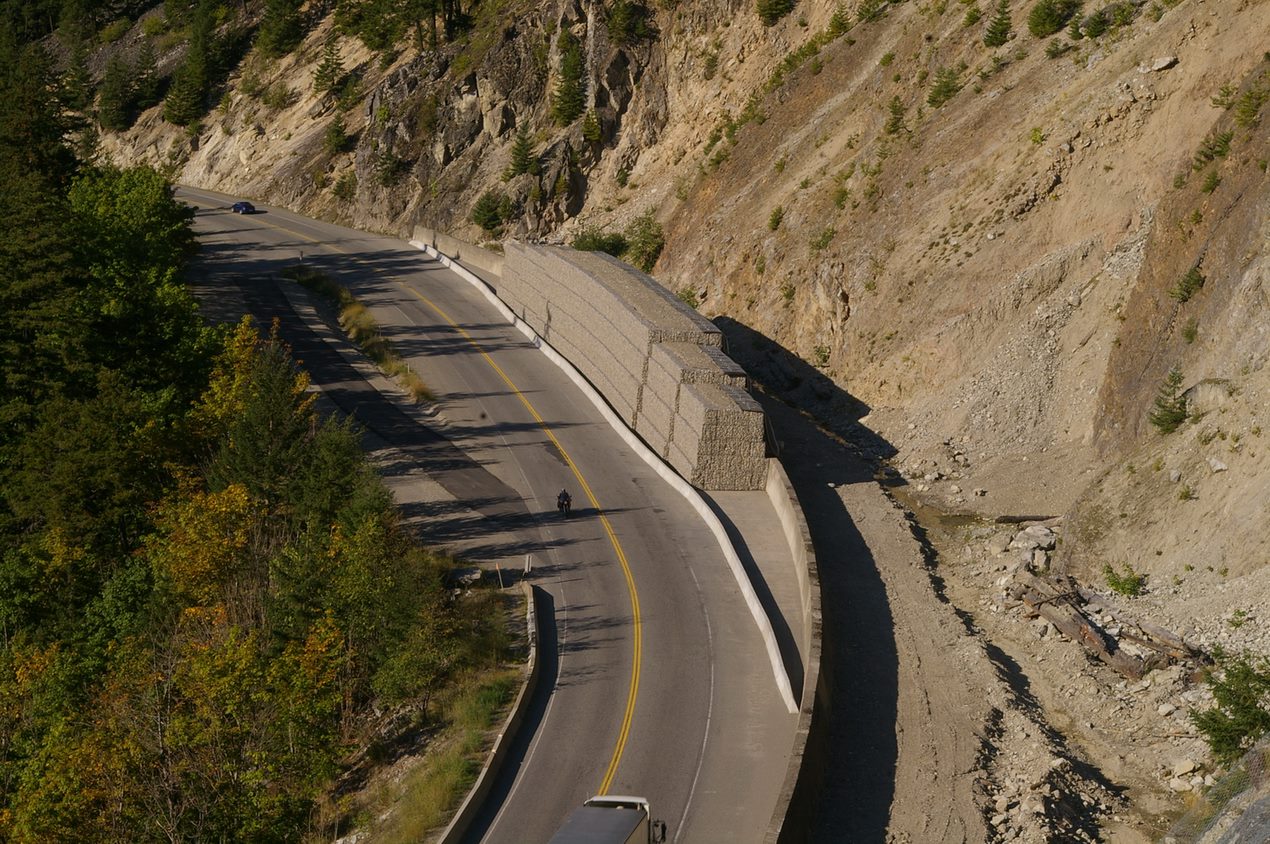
[226,206,640,794]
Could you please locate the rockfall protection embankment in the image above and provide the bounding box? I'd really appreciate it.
[497,241,768,491]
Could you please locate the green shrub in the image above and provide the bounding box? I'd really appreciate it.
[607,0,654,44]
[323,118,353,154]
[100,18,131,43]
[1170,266,1205,303]
[623,211,664,272]
[1045,39,1073,58]
[1027,0,1080,37]
[828,4,853,34]
[374,149,408,186]
[1201,169,1221,194]
[964,4,983,26]
[857,0,886,23]
[1103,562,1146,596]
[572,227,627,256]
[1182,317,1198,344]
[333,171,357,200]
[1082,8,1107,35]
[581,109,602,143]
[676,287,700,308]
[1234,87,1268,128]
[1191,649,1270,763]
[313,38,345,95]
[768,205,784,230]
[1193,130,1233,168]
[1148,366,1187,433]
[810,227,835,250]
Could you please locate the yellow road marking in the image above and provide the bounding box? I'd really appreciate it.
[227,207,640,794]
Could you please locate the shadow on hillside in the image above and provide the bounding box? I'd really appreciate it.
[713,316,897,463]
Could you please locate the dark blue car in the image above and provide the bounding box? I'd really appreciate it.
[231,200,255,214]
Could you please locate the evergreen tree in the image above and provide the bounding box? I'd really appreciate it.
[313,38,344,95]
[1191,649,1270,764]
[884,95,906,134]
[0,40,77,186]
[163,1,216,125]
[163,66,205,126]
[756,0,795,26]
[984,0,1012,46]
[1148,366,1187,434]
[828,4,853,36]
[581,108,601,143]
[257,0,303,58]
[505,125,534,178]
[96,54,135,132]
[551,29,584,126]
[1027,0,1079,37]
[133,40,161,110]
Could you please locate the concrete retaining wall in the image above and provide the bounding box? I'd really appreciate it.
[762,460,828,844]
[414,225,505,279]
[500,242,767,490]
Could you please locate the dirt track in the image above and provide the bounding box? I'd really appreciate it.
[763,397,994,842]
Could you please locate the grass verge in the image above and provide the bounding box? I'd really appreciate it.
[373,668,521,843]
[282,264,434,402]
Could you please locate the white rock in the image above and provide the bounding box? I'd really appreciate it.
[949,485,962,494]
[1172,759,1197,776]
[1208,457,1228,473]
[1169,469,1182,483]
[1169,777,1192,792]
[974,487,988,496]
[1158,703,1177,716]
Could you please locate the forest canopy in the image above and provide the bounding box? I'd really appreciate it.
[0,8,504,838]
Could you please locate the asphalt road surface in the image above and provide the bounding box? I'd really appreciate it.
[180,187,795,843]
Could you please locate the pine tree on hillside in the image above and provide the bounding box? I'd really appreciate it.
[984,0,1012,46]
[756,0,795,26]
[96,54,135,131]
[163,66,206,126]
[552,29,585,126]
[1148,366,1188,434]
[257,0,304,58]
[313,38,344,95]
[134,41,161,110]
[505,125,535,178]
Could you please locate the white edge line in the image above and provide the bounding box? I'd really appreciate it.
[484,576,568,841]
[410,240,798,714]
[674,563,714,843]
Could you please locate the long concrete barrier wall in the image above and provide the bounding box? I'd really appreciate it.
[498,242,767,490]
[763,460,829,844]
[414,225,506,278]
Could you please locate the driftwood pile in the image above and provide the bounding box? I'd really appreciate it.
[1008,574,1209,679]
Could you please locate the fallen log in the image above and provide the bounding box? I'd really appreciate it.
[1016,577,1158,679]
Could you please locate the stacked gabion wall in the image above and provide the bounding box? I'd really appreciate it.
[501,243,768,490]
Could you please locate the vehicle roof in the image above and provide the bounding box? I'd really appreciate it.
[547,805,643,843]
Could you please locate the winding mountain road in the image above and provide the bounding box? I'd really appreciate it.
[180,187,796,843]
